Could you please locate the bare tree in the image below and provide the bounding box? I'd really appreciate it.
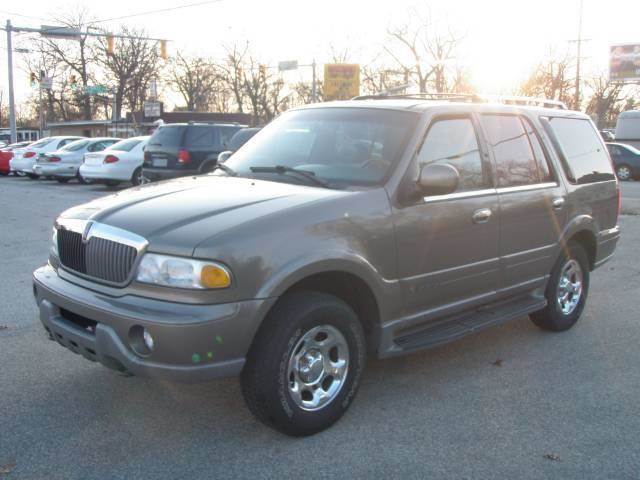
[94,26,162,118]
[384,7,465,93]
[35,8,98,120]
[584,73,639,128]
[519,49,575,106]
[168,53,220,111]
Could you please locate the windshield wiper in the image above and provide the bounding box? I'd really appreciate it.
[250,165,329,188]
[211,163,237,176]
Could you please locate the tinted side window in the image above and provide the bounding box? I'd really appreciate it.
[546,117,615,184]
[219,127,238,149]
[186,126,216,148]
[522,117,553,182]
[417,118,487,191]
[481,114,538,187]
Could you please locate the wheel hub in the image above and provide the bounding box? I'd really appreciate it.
[556,259,583,315]
[287,325,349,411]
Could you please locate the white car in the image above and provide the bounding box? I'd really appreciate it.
[79,136,149,186]
[10,136,84,178]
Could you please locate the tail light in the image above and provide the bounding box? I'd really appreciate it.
[23,151,36,158]
[48,156,61,163]
[177,149,190,164]
[104,155,119,164]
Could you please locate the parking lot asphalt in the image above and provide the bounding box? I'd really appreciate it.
[1,176,639,479]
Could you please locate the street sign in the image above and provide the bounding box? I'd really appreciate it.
[86,85,108,95]
[610,44,640,82]
[144,101,162,119]
[278,60,298,72]
[40,25,81,40]
[324,64,360,101]
[40,77,53,90]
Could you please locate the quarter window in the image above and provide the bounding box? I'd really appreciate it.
[417,118,488,191]
[545,117,615,184]
[481,114,539,187]
[521,117,553,182]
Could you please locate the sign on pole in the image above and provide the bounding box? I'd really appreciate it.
[144,101,162,119]
[86,85,108,95]
[40,25,81,40]
[278,60,298,72]
[323,64,360,101]
[40,77,53,90]
[610,44,640,82]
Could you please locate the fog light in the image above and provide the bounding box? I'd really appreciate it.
[143,328,154,351]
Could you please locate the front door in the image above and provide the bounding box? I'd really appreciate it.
[393,115,500,322]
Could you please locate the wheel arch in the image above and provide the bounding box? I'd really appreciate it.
[560,216,598,270]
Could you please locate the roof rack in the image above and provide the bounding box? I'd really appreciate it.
[351,92,567,110]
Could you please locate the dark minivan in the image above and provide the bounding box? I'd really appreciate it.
[143,122,245,181]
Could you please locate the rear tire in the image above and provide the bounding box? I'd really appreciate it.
[616,164,632,181]
[241,290,366,436]
[131,167,144,186]
[530,243,590,332]
[56,178,70,184]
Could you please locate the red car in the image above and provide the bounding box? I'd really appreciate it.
[0,141,33,175]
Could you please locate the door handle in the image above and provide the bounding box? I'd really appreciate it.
[552,197,565,210]
[472,208,492,224]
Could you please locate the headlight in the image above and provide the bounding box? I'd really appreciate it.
[135,253,232,289]
[51,227,59,257]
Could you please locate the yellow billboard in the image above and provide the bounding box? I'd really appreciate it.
[324,64,360,101]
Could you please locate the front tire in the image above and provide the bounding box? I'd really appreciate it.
[530,243,590,331]
[26,173,40,179]
[241,291,366,436]
[76,172,91,184]
[56,178,70,184]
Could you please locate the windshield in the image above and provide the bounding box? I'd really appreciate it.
[61,139,90,152]
[224,108,418,187]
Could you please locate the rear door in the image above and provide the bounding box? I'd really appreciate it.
[394,114,500,318]
[478,113,567,296]
[184,125,218,170]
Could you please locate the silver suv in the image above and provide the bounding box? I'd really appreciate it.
[33,94,620,436]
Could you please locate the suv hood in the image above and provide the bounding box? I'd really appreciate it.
[59,175,347,256]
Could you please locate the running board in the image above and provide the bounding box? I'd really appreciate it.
[393,295,547,353]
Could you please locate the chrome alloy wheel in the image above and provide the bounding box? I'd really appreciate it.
[616,165,631,181]
[556,259,583,315]
[287,325,349,411]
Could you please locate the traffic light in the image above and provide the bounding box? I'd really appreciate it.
[160,40,167,60]
[29,72,37,86]
[106,34,115,55]
[259,64,266,80]
[70,74,77,89]
[235,67,243,79]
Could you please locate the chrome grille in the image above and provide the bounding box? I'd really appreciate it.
[57,228,138,284]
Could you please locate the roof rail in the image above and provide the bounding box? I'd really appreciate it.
[351,92,567,110]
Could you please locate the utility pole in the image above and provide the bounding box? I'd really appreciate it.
[311,59,317,103]
[573,0,584,111]
[6,20,17,143]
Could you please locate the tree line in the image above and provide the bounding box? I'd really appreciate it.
[2,6,638,129]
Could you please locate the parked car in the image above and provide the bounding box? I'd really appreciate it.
[11,136,84,178]
[0,141,32,175]
[34,96,620,436]
[34,137,120,184]
[606,142,640,180]
[143,122,245,182]
[217,127,262,163]
[79,136,150,186]
[614,110,640,150]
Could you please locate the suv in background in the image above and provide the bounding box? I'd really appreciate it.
[34,96,620,436]
[143,122,245,181]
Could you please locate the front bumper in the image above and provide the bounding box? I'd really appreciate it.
[33,265,276,383]
[34,163,78,177]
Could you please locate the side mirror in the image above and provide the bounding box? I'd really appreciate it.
[218,150,233,163]
[418,163,460,196]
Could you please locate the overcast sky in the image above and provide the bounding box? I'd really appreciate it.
[1,0,639,107]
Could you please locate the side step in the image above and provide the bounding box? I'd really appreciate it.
[394,295,546,352]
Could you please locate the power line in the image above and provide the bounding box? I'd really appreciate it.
[92,0,224,24]
[0,10,49,22]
